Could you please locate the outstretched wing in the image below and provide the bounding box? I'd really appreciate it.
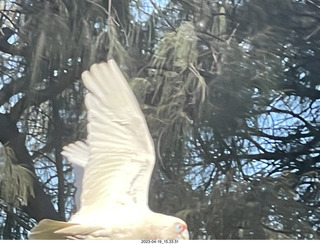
[65,60,155,214]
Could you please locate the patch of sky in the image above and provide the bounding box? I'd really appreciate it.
[186,163,215,191]
[130,0,169,22]
[258,95,313,137]
[0,93,25,114]
[7,32,18,45]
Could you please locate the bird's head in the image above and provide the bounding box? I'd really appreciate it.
[146,213,189,240]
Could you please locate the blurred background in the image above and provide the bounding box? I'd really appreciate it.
[0,0,319,239]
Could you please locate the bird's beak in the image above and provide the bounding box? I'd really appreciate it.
[179,229,189,240]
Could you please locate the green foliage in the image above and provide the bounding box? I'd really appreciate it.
[0,144,34,207]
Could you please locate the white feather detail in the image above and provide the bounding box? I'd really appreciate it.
[63,60,155,216]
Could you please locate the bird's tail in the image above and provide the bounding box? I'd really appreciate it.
[29,219,78,240]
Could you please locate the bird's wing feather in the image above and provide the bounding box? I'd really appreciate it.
[29,219,81,240]
[29,219,105,240]
[61,141,89,167]
[72,60,155,213]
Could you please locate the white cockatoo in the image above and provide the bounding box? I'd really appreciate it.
[29,60,189,240]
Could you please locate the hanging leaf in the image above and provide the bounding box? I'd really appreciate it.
[0,144,34,207]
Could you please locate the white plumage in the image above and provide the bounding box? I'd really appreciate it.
[29,60,189,240]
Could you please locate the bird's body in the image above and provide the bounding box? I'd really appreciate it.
[29,60,189,240]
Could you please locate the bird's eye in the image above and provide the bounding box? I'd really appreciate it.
[174,223,183,233]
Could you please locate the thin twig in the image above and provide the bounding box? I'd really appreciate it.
[149,0,176,31]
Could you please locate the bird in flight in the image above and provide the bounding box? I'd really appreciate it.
[29,59,189,240]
